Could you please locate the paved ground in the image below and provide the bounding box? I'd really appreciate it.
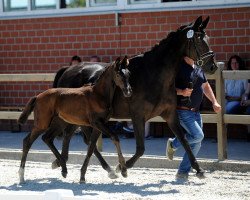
[0,131,249,161]
[0,131,250,199]
[0,159,250,200]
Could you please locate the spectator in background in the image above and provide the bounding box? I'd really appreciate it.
[225,55,250,141]
[90,55,101,62]
[225,55,248,114]
[70,55,81,65]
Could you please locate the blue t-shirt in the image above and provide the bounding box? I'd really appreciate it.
[175,61,207,109]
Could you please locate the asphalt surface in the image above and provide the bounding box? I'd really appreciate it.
[0,131,250,161]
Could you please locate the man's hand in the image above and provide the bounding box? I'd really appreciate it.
[182,88,193,97]
[212,102,221,113]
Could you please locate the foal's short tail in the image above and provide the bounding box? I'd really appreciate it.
[17,96,37,125]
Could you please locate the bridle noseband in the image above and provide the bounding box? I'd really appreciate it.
[196,51,215,67]
[188,32,215,67]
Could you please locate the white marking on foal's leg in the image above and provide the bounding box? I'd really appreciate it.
[18,167,25,184]
[115,164,121,174]
[108,169,118,179]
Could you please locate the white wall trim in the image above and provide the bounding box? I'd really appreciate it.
[0,0,249,20]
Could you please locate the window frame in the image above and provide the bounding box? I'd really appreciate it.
[0,0,249,19]
[90,0,117,7]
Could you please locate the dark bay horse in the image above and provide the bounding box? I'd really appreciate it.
[17,57,132,183]
[50,16,217,181]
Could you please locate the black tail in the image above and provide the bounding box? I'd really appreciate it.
[53,66,69,88]
[17,97,36,125]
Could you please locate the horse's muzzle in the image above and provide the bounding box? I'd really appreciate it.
[123,85,132,98]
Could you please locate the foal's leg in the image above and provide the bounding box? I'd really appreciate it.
[81,126,117,179]
[94,122,127,178]
[42,127,68,178]
[19,128,43,183]
[80,130,101,183]
[51,124,77,169]
[161,110,205,178]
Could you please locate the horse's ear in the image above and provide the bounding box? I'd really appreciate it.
[193,16,203,31]
[200,16,210,30]
[120,56,129,69]
[114,57,121,71]
[115,57,121,64]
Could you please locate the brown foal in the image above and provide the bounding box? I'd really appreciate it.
[17,56,132,183]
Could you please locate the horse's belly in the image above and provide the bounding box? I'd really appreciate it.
[58,112,90,126]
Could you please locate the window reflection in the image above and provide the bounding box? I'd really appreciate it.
[90,0,117,7]
[3,0,28,12]
[31,0,56,10]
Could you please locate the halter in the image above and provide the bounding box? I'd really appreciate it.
[187,30,215,67]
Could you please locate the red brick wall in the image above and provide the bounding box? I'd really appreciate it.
[1,7,249,106]
[0,7,249,119]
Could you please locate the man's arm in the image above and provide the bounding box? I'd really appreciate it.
[202,81,221,113]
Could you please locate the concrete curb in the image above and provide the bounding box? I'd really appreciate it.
[0,149,249,173]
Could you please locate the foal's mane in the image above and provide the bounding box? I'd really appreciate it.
[92,61,115,86]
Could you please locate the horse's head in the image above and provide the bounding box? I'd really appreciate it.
[180,16,217,74]
[113,56,132,97]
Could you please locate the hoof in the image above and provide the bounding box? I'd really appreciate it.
[79,178,86,184]
[108,170,118,179]
[115,164,121,173]
[51,160,60,169]
[121,170,128,178]
[19,178,25,184]
[61,171,67,178]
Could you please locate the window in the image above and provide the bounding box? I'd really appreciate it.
[90,0,117,7]
[31,0,57,10]
[60,0,86,8]
[128,0,158,4]
[3,0,28,12]
[162,0,191,2]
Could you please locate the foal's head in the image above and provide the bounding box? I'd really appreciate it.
[179,16,217,74]
[113,56,132,98]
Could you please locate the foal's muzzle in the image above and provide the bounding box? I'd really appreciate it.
[123,85,132,98]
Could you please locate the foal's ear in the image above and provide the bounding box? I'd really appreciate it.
[121,55,129,69]
[114,57,121,71]
[193,16,203,31]
[200,16,210,30]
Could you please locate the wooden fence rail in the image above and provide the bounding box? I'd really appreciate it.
[1,68,250,161]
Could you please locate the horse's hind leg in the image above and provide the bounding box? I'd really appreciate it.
[161,111,205,178]
[42,127,68,178]
[19,128,42,183]
[81,126,117,179]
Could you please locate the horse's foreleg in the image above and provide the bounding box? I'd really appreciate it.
[19,128,41,184]
[81,126,117,179]
[42,128,68,178]
[80,131,100,183]
[161,111,205,177]
[124,118,145,169]
[94,122,127,178]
